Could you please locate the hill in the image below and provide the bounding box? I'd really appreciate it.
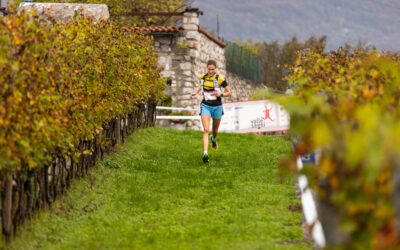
[192,0,400,51]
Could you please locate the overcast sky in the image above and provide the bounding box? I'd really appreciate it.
[192,0,400,51]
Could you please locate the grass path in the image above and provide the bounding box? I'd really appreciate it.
[6,127,310,249]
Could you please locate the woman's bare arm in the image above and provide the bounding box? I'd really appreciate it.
[190,86,202,99]
[214,86,232,98]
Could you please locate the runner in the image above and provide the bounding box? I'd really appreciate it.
[190,60,232,163]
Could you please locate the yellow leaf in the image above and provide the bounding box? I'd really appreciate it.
[83,150,91,155]
[320,158,335,175]
[311,121,332,146]
[28,160,37,169]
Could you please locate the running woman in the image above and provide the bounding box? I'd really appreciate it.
[190,60,232,163]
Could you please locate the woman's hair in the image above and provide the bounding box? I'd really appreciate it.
[207,60,217,67]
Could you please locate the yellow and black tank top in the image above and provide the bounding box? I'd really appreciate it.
[200,73,228,106]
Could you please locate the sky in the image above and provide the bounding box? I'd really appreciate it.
[191,0,400,51]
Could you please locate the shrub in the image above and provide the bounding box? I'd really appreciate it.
[0,11,164,171]
[250,87,270,100]
[278,49,400,248]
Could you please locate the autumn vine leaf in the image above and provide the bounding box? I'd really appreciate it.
[278,49,400,248]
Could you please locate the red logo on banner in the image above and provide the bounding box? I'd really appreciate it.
[262,105,274,122]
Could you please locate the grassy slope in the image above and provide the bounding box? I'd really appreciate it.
[5,127,310,249]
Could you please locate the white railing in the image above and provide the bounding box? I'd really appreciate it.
[156,106,200,120]
[297,155,326,247]
[156,106,198,111]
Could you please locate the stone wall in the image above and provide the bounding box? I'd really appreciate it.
[153,8,259,130]
[194,30,226,83]
[154,36,176,80]
[17,3,110,23]
[226,72,258,102]
[153,34,180,99]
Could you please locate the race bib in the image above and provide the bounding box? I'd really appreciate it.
[204,91,217,101]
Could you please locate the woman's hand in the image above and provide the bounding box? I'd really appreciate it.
[191,86,202,99]
[213,90,222,97]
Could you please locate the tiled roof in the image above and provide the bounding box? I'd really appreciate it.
[198,27,226,48]
[122,25,226,48]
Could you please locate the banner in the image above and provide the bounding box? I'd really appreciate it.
[219,100,290,133]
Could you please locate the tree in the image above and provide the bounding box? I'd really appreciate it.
[341,40,375,55]
[36,0,193,26]
[117,0,194,26]
[241,35,327,91]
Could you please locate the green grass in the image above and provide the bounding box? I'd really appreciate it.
[4,127,310,250]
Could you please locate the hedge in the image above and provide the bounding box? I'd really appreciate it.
[0,11,164,241]
[278,49,400,248]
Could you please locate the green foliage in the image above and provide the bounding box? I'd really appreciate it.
[177,43,187,48]
[341,40,375,56]
[231,38,259,55]
[0,12,164,171]
[225,41,262,84]
[158,95,172,106]
[40,0,192,26]
[168,111,195,123]
[279,49,400,248]
[5,128,308,249]
[251,86,270,100]
[255,36,327,91]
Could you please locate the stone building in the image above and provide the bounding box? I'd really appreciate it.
[129,8,258,129]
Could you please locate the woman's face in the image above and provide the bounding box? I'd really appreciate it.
[207,65,216,76]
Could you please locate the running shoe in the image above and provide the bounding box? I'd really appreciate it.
[210,135,218,151]
[202,154,209,163]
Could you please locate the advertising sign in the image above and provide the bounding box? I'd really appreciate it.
[219,100,290,133]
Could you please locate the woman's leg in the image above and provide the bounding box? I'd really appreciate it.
[212,105,223,139]
[212,118,221,139]
[201,115,211,152]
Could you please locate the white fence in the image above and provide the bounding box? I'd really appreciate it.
[156,100,290,134]
[155,106,200,120]
[297,153,326,248]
